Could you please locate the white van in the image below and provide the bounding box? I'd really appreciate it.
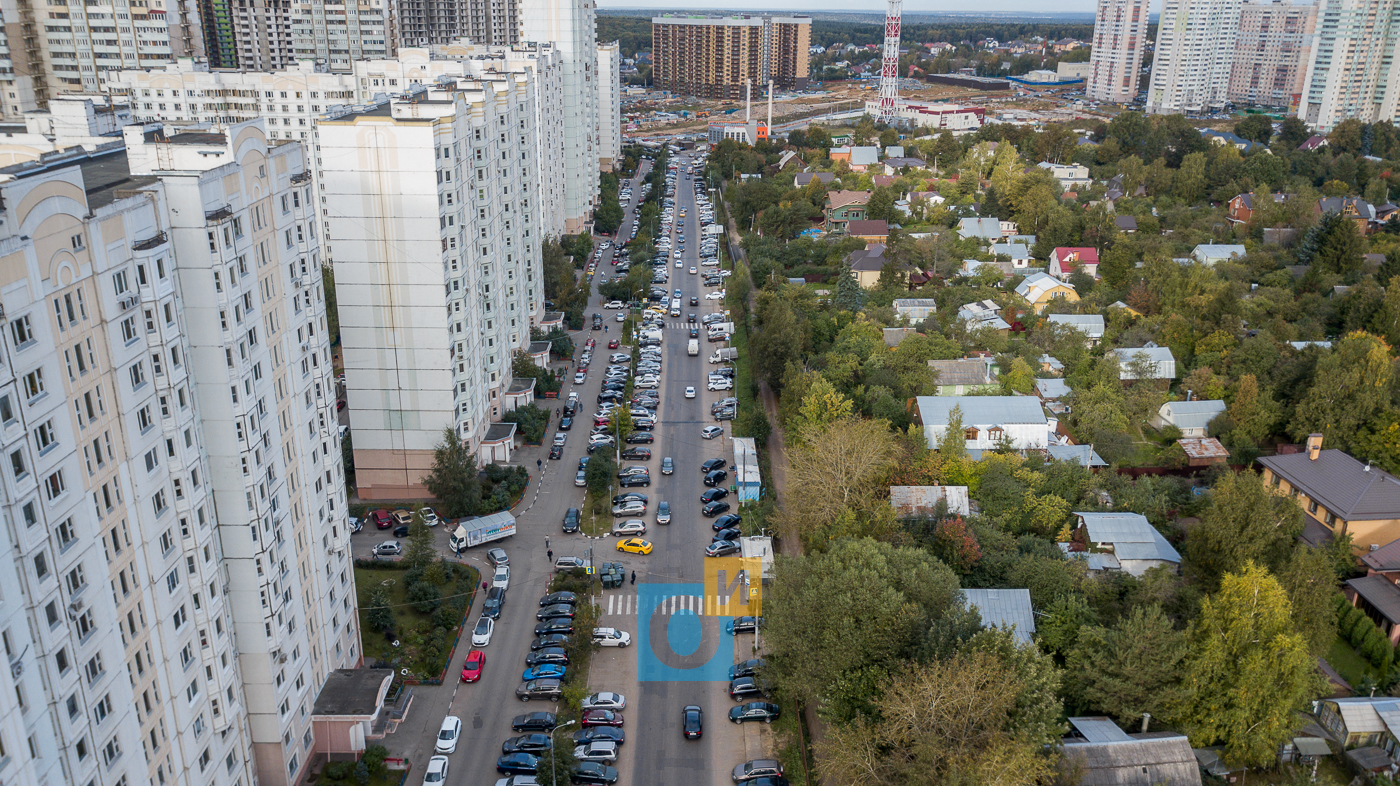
[687,339,699,356]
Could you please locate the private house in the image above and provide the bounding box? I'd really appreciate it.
[961,589,1036,645]
[1048,247,1099,280]
[1072,512,1182,576]
[1190,244,1247,266]
[844,243,889,288]
[1108,300,1142,318]
[1202,129,1266,152]
[958,217,1003,241]
[824,190,872,231]
[914,395,1050,453]
[1153,400,1226,437]
[847,219,890,243]
[1316,196,1376,235]
[1059,718,1201,786]
[1047,444,1107,467]
[1179,437,1230,466]
[883,327,917,347]
[1317,697,1400,754]
[1114,215,1138,233]
[1112,345,1177,380]
[1258,434,1400,552]
[794,172,836,187]
[1040,354,1065,375]
[929,357,999,395]
[893,298,937,323]
[883,156,928,174]
[1299,135,1328,151]
[1227,192,1289,224]
[830,145,880,171]
[1035,377,1071,402]
[871,175,898,189]
[958,299,1011,333]
[991,242,1032,267]
[1349,540,1400,644]
[1015,272,1079,313]
[1037,161,1091,189]
[889,485,972,516]
[961,258,1010,278]
[1046,313,1105,345]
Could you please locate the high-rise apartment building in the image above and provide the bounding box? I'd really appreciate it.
[1086,0,1149,103]
[394,0,520,49]
[521,0,597,233]
[1300,0,1400,130]
[289,0,394,70]
[597,40,620,171]
[0,115,356,786]
[466,0,519,45]
[1229,1,1317,108]
[1147,0,1245,114]
[651,15,810,99]
[317,75,545,498]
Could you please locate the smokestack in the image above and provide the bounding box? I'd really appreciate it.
[1141,713,1151,733]
[767,79,773,136]
[745,80,751,122]
[1307,433,1323,461]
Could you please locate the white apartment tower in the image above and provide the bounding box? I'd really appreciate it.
[597,40,621,172]
[1229,1,1317,108]
[317,75,544,499]
[521,0,597,234]
[1087,0,1150,103]
[1147,0,1246,114]
[1300,0,1400,130]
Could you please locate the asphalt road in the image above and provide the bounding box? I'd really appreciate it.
[350,155,770,786]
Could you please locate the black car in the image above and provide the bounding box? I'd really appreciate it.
[540,591,578,607]
[530,634,570,651]
[571,762,620,785]
[559,416,573,431]
[745,778,790,786]
[537,603,576,621]
[690,296,699,306]
[587,442,614,454]
[728,702,780,724]
[497,753,542,775]
[713,527,741,542]
[534,619,574,636]
[572,727,625,747]
[730,659,765,680]
[714,409,736,421]
[702,501,731,518]
[682,705,703,739]
[482,587,506,620]
[729,676,769,700]
[619,473,650,488]
[624,432,654,444]
[701,458,728,473]
[563,508,581,533]
[690,328,699,338]
[713,513,743,531]
[701,487,729,503]
[549,445,564,461]
[728,616,763,634]
[620,447,652,461]
[704,469,729,487]
[502,733,553,755]
[612,493,648,506]
[393,524,410,538]
[525,647,570,667]
[512,712,558,732]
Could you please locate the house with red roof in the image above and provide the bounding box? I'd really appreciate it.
[1048,247,1099,281]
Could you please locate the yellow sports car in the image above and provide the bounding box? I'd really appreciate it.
[616,538,653,555]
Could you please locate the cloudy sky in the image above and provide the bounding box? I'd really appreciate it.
[598,1,1099,14]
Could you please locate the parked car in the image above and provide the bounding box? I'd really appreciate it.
[487,548,509,567]
[539,591,578,607]
[704,469,729,487]
[728,616,763,634]
[572,727,626,746]
[701,487,729,503]
[461,649,485,682]
[703,501,732,517]
[620,447,652,461]
[423,755,450,785]
[611,519,647,536]
[728,702,780,724]
[563,508,581,533]
[616,538,653,555]
[530,634,570,651]
[728,676,769,700]
[516,679,564,702]
[511,712,558,732]
[732,760,785,782]
[525,648,569,667]
[730,659,765,680]
[581,692,627,711]
[581,709,624,727]
[371,509,393,529]
[482,587,506,619]
[571,762,620,785]
[713,527,741,543]
[435,716,463,754]
[537,603,576,621]
[472,617,495,646]
[706,540,740,557]
[501,733,553,755]
[702,426,724,439]
[522,664,567,681]
[534,619,573,636]
[592,628,631,647]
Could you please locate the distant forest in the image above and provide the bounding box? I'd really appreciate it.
[597,13,1096,57]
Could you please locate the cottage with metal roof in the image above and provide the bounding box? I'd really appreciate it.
[823,190,871,231]
[889,485,971,517]
[1059,718,1201,786]
[1047,444,1107,468]
[1259,434,1400,552]
[915,396,1049,452]
[1112,346,1177,380]
[1047,313,1105,345]
[957,300,1011,332]
[1035,377,1071,401]
[991,242,1032,268]
[1072,512,1181,576]
[1048,247,1099,280]
[892,298,937,323]
[1152,400,1226,437]
[1190,244,1247,266]
[1318,697,1400,752]
[958,216,1003,241]
[928,358,999,395]
[962,588,1036,645]
[794,171,836,186]
[1015,271,1079,313]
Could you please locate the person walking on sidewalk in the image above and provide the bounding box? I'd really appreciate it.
[630,570,636,585]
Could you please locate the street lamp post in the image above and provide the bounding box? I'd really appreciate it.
[550,718,578,786]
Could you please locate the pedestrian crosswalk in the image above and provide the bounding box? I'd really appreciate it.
[601,593,753,617]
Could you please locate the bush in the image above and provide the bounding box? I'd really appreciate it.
[362,746,388,778]
[407,581,442,613]
[353,761,370,785]
[324,762,352,781]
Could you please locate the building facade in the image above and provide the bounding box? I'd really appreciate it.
[1086,0,1150,103]
[317,76,544,499]
[521,0,597,233]
[597,40,621,172]
[1147,0,1245,114]
[651,14,810,99]
[1300,0,1400,130]
[1229,0,1318,108]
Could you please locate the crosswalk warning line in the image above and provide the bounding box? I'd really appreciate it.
[607,595,615,615]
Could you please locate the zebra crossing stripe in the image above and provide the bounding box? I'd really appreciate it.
[600,594,749,616]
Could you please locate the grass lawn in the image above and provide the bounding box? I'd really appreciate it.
[1326,634,1377,687]
[355,562,479,679]
[769,700,815,786]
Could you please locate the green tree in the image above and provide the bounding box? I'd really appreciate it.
[1234,115,1275,144]
[1184,471,1303,591]
[1277,116,1311,149]
[1174,152,1208,203]
[1167,563,1317,767]
[937,404,967,459]
[1225,374,1279,448]
[834,267,865,312]
[750,295,805,389]
[1290,331,1393,451]
[866,186,896,222]
[1300,211,1364,276]
[1275,545,1342,657]
[403,515,437,569]
[363,587,394,633]
[421,428,480,517]
[1065,605,1187,725]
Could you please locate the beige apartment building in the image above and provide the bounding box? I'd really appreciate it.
[1229,0,1318,108]
[1087,0,1150,103]
[651,14,810,99]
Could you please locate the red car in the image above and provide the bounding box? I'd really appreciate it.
[370,509,393,529]
[461,649,485,682]
[608,339,619,349]
[582,709,624,727]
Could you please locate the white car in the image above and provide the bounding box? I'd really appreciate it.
[705,291,725,300]
[592,627,632,647]
[685,386,696,399]
[635,377,659,389]
[435,716,463,754]
[720,269,733,278]
[702,425,724,440]
[605,301,624,309]
[676,260,683,268]
[423,755,450,786]
[616,312,625,322]
[493,565,511,590]
[471,617,495,646]
[611,519,647,536]
[589,434,616,445]
[701,258,720,267]
[708,381,733,391]
[689,267,698,275]
[581,692,628,711]
[574,372,587,384]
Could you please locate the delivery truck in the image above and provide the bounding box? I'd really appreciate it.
[449,510,516,552]
[709,347,739,364]
[688,339,699,356]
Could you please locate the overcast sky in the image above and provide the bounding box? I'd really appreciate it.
[598,1,1100,15]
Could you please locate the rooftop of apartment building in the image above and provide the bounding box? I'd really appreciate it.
[0,142,153,209]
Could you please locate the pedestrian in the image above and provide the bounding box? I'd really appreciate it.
[547,549,553,562]
[537,458,542,471]
[481,580,488,591]
[630,570,636,585]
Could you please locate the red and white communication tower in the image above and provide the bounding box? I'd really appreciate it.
[877,0,903,124]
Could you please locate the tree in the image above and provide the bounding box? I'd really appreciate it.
[1299,211,1364,276]
[1167,563,1317,767]
[937,404,967,459]
[750,295,805,389]
[776,419,899,551]
[1225,374,1279,448]
[1234,115,1274,145]
[1184,471,1303,591]
[866,187,896,222]
[1274,545,1342,657]
[1174,152,1208,203]
[1277,116,1311,149]
[834,267,865,312]
[404,515,437,569]
[364,587,394,633]
[1065,604,1187,724]
[1290,331,1393,452]
[1000,357,1035,395]
[421,428,480,517]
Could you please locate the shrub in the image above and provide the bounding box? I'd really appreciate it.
[353,761,370,786]
[407,581,442,613]
[324,762,352,781]
[362,745,388,778]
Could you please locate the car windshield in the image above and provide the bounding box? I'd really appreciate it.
[439,729,453,739]
[475,620,489,633]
